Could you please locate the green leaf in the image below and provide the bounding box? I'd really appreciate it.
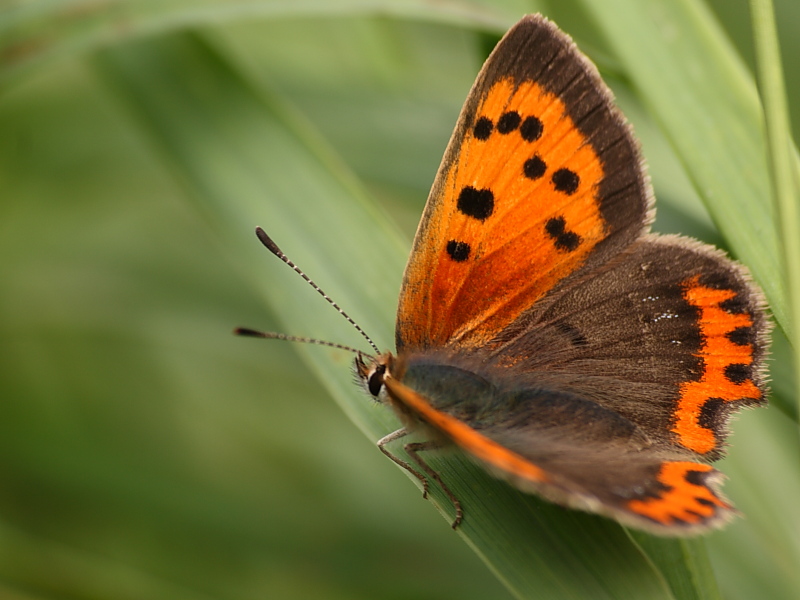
[749,0,800,417]
[0,0,519,88]
[630,534,721,600]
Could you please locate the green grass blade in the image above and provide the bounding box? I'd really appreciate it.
[630,534,721,600]
[750,0,800,415]
[0,520,218,600]
[93,29,678,600]
[0,0,516,87]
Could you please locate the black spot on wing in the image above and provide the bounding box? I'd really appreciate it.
[684,469,711,487]
[473,117,493,140]
[520,115,543,141]
[724,363,751,385]
[698,398,724,433]
[556,322,588,347]
[523,155,546,180]
[545,216,581,252]
[552,168,580,195]
[446,240,471,262]
[497,111,521,133]
[727,326,754,347]
[457,186,494,220]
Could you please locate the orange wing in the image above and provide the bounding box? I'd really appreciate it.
[396,15,651,352]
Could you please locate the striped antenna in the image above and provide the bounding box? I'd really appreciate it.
[243,227,381,356]
[234,328,366,355]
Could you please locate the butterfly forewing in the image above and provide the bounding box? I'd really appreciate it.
[396,15,651,353]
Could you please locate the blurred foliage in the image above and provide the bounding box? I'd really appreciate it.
[1,0,798,599]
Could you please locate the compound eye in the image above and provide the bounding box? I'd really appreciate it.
[367,364,386,397]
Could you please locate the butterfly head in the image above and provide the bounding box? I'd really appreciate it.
[355,351,398,399]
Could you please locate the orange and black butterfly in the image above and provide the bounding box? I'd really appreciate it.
[242,14,769,535]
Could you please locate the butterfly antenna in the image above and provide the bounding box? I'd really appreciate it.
[249,227,381,355]
[234,328,367,356]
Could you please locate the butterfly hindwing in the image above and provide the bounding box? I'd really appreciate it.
[396,15,651,353]
[490,236,768,460]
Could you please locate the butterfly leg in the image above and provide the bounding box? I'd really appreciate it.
[404,441,463,529]
[377,428,430,499]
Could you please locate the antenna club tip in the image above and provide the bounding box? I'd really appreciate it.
[248,225,379,353]
[234,327,264,338]
[255,227,283,257]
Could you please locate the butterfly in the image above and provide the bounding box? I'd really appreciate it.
[242,14,769,536]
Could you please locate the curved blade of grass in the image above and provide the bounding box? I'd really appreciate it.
[629,533,720,600]
[579,0,787,335]
[0,520,219,600]
[750,0,800,415]
[0,0,516,88]
[92,30,680,600]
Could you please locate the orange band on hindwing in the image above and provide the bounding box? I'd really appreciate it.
[627,462,729,525]
[673,275,761,454]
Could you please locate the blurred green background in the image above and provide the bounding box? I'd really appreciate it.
[1,1,798,599]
